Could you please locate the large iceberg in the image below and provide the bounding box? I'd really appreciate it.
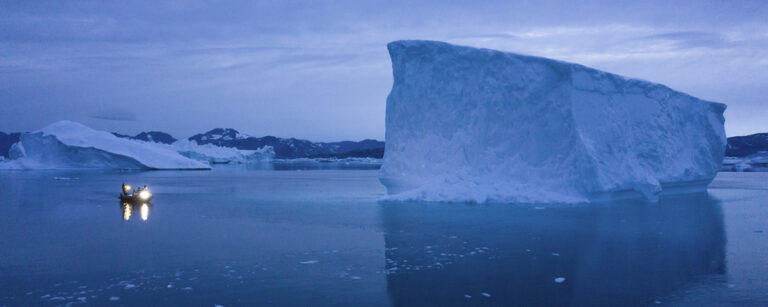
[379,40,727,203]
[3,121,211,170]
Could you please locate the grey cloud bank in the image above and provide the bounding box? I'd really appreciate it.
[1,0,766,140]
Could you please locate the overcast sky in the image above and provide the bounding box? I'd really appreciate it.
[1,0,766,141]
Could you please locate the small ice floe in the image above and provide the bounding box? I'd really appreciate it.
[481,292,491,297]
[50,296,66,301]
[229,269,236,273]
[554,277,566,283]
[123,284,136,289]
[299,260,319,264]
[448,236,458,239]
[215,305,224,307]
[109,296,120,301]
[464,294,472,298]
[551,252,560,256]
[350,276,361,280]
[41,294,51,299]
[54,177,79,180]
[77,297,87,302]
[167,284,174,288]
[654,300,662,304]
[182,287,193,291]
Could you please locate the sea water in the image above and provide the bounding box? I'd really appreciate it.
[0,167,766,306]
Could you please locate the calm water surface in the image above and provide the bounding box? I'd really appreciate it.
[0,168,766,306]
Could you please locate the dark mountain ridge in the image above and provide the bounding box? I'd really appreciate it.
[188,128,384,159]
[112,131,177,144]
[726,133,768,157]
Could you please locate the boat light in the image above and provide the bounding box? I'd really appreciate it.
[124,185,131,191]
[139,190,152,200]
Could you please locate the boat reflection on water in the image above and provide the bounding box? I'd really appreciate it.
[379,193,726,306]
[121,202,153,221]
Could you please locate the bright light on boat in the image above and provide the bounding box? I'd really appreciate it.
[124,185,131,191]
[140,204,149,221]
[139,190,151,200]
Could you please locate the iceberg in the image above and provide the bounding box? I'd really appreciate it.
[173,139,274,164]
[379,40,727,203]
[2,121,211,170]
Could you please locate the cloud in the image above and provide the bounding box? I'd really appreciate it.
[89,109,137,121]
[641,31,730,49]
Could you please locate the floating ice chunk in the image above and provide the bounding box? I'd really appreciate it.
[109,296,120,301]
[481,292,492,297]
[173,139,273,164]
[182,287,193,291]
[123,284,136,289]
[379,40,726,203]
[464,294,472,298]
[554,277,566,283]
[299,260,319,264]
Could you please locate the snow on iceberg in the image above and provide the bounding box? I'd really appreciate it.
[2,121,210,170]
[173,139,274,164]
[379,40,727,203]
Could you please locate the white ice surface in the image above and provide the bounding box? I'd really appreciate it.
[172,139,273,164]
[380,40,727,203]
[1,121,210,170]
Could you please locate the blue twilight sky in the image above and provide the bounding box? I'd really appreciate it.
[1,0,767,141]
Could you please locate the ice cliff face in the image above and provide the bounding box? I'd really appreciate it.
[379,40,727,203]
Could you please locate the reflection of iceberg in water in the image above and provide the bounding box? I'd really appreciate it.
[121,202,152,221]
[379,194,725,305]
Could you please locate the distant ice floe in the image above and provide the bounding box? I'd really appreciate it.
[0,121,273,170]
[721,152,768,172]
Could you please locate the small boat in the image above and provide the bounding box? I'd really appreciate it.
[120,183,154,203]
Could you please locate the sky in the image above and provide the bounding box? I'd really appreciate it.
[1,0,767,141]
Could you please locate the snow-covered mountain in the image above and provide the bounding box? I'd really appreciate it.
[189,128,384,159]
[113,131,177,144]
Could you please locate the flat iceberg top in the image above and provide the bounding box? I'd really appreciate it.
[380,40,726,203]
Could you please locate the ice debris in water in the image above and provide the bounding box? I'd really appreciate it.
[300,260,319,264]
[481,292,492,297]
[379,40,726,203]
[554,277,566,283]
[109,296,120,301]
